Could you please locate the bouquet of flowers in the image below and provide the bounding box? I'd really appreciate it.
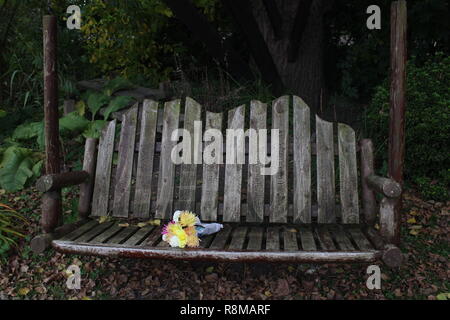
[161,211,223,248]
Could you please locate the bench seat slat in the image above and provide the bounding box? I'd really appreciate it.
[178,98,202,212]
[223,105,245,222]
[246,227,264,250]
[316,116,336,223]
[293,96,311,223]
[113,106,138,217]
[200,112,222,222]
[270,96,289,223]
[338,123,360,223]
[91,120,116,217]
[228,227,248,250]
[283,228,299,251]
[265,226,280,251]
[155,100,180,219]
[247,101,266,222]
[133,100,158,218]
[299,226,317,251]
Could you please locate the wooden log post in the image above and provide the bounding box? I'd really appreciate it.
[388,0,407,245]
[360,139,377,225]
[36,171,90,192]
[31,219,89,254]
[42,15,61,233]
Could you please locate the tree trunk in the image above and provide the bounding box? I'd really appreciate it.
[251,0,327,113]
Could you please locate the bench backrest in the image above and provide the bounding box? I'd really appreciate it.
[88,95,360,224]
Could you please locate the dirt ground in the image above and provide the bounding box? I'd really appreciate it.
[0,187,448,300]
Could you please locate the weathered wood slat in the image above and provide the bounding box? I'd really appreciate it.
[141,227,163,247]
[316,226,336,251]
[265,226,280,251]
[270,96,289,223]
[76,222,115,243]
[338,123,359,223]
[246,227,264,250]
[316,116,336,223]
[178,97,202,212]
[348,228,374,251]
[223,105,245,222]
[155,100,180,219]
[59,220,99,241]
[228,227,248,250]
[209,225,232,250]
[158,237,170,247]
[200,234,216,249]
[200,112,222,221]
[298,226,316,251]
[283,228,299,251]
[91,120,116,216]
[78,138,98,218]
[113,106,138,217]
[133,100,158,218]
[122,226,155,246]
[247,100,266,222]
[90,224,123,243]
[293,96,311,223]
[107,226,139,244]
[329,225,354,251]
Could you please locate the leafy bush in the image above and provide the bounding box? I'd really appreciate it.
[0,77,135,192]
[0,203,27,260]
[366,53,449,201]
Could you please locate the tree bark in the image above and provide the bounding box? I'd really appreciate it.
[251,0,329,113]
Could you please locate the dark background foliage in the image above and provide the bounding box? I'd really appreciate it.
[0,0,448,200]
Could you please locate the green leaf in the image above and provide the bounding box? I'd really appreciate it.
[83,120,107,139]
[103,77,134,96]
[0,147,35,191]
[0,109,6,118]
[436,293,449,300]
[86,92,109,119]
[75,100,86,116]
[32,160,43,178]
[12,122,43,140]
[103,96,135,120]
[59,112,90,133]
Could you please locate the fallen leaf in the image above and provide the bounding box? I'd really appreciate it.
[409,229,419,236]
[0,189,5,195]
[148,219,161,226]
[18,288,30,296]
[137,222,147,228]
[98,216,109,224]
[82,296,92,300]
[264,290,272,297]
[407,217,417,224]
[118,223,129,227]
[436,293,449,300]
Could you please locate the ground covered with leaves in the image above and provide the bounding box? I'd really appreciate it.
[0,187,448,300]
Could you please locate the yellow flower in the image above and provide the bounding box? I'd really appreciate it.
[167,223,187,248]
[185,226,199,248]
[179,211,197,227]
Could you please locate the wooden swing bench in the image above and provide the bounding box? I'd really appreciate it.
[32,95,403,267]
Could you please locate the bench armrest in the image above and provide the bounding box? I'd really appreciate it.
[366,175,401,198]
[36,171,90,192]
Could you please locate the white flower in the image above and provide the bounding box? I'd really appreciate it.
[172,210,182,223]
[162,234,167,241]
[169,236,180,248]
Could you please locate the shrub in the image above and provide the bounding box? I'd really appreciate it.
[0,203,27,260]
[366,53,449,201]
